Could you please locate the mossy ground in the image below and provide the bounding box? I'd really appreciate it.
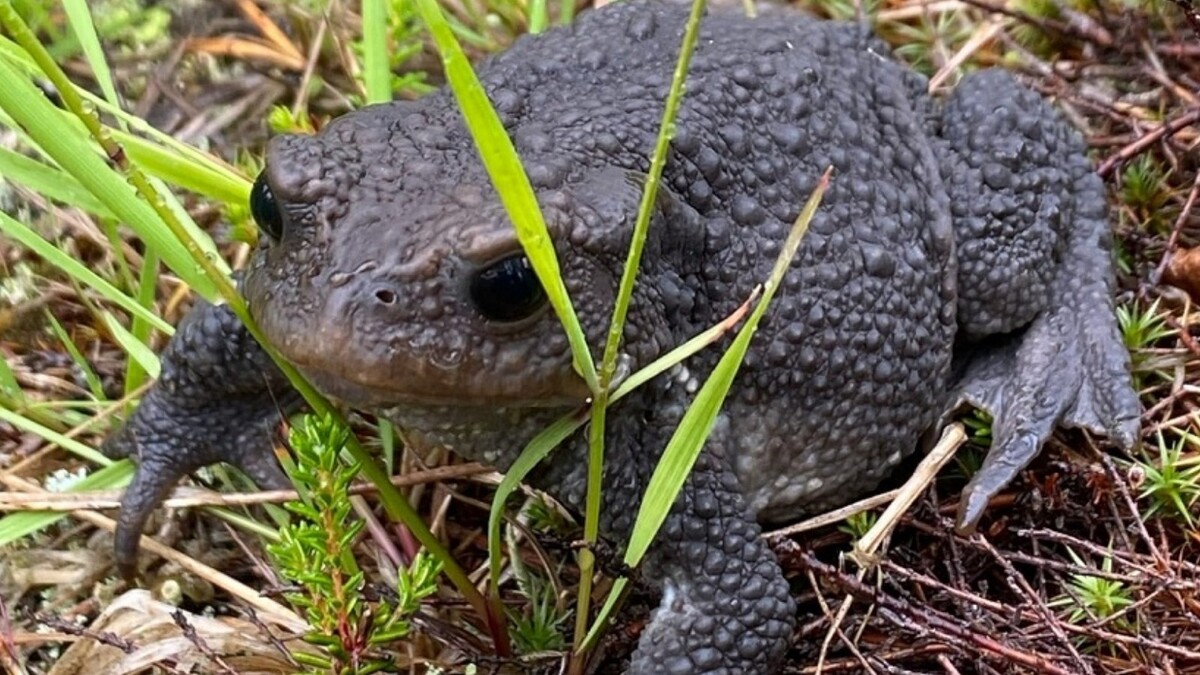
[1,0,1198,672]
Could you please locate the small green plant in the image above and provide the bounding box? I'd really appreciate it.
[890,10,977,77]
[1134,434,1200,527]
[269,414,442,674]
[1049,548,1134,639]
[839,511,878,541]
[1120,153,1171,232]
[1118,299,1172,352]
[1009,0,1064,57]
[1117,299,1173,389]
[508,571,569,654]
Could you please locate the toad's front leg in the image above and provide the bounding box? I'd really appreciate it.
[618,449,796,673]
[102,300,301,579]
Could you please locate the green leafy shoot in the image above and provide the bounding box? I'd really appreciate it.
[486,285,758,590]
[1135,433,1200,527]
[508,570,569,654]
[839,511,879,542]
[270,414,442,673]
[573,0,711,649]
[1048,548,1134,632]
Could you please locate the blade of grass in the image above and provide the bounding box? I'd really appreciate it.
[487,408,588,589]
[529,0,548,33]
[487,293,756,591]
[124,250,159,395]
[44,311,105,400]
[0,211,173,335]
[0,354,23,408]
[411,0,598,394]
[0,461,134,546]
[582,169,831,650]
[573,0,708,655]
[0,54,221,298]
[62,0,121,116]
[102,311,161,380]
[0,147,114,217]
[0,35,250,207]
[0,405,112,467]
[362,0,390,104]
[623,169,830,568]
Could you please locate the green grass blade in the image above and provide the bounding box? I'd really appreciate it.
[0,34,249,207]
[44,311,105,400]
[62,0,121,115]
[412,0,597,393]
[124,250,159,395]
[116,129,249,206]
[580,576,628,649]
[0,56,220,299]
[0,147,114,217]
[102,311,161,379]
[610,297,754,402]
[620,170,830,569]
[575,0,707,650]
[0,211,173,335]
[528,0,548,33]
[0,405,111,466]
[0,349,25,407]
[362,0,390,104]
[0,461,134,546]
[487,408,587,589]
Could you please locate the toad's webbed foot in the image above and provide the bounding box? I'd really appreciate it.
[937,70,1141,530]
[625,451,795,673]
[103,300,300,579]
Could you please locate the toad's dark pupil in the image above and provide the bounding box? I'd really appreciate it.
[470,255,547,323]
[250,172,283,241]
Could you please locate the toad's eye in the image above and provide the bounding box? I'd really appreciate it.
[469,254,547,323]
[250,172,283,241]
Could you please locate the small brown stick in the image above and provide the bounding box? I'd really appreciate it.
[971,535,1093,673]
[1097,109,1200,177]
[785,546,1078,675]
[1057,620,1200,661]
[956,0,1113,46]
[0,463,494,511]
[810,425,966,672]
[173,610,238,675]
[880,560,1044,622]
[0,473,307,632]
[765,487,901,538]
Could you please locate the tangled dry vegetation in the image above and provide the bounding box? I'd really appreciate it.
[1,0,1199,673]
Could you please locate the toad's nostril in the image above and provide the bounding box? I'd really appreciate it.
[375,289,398,305]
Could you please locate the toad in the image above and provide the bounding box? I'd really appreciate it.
[103,2,1140,672]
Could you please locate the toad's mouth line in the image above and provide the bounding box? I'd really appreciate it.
[282,353,590,410]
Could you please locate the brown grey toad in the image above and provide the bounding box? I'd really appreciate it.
[103,2,1141,672]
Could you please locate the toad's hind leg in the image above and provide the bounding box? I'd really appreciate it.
[937,69,1140,529]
